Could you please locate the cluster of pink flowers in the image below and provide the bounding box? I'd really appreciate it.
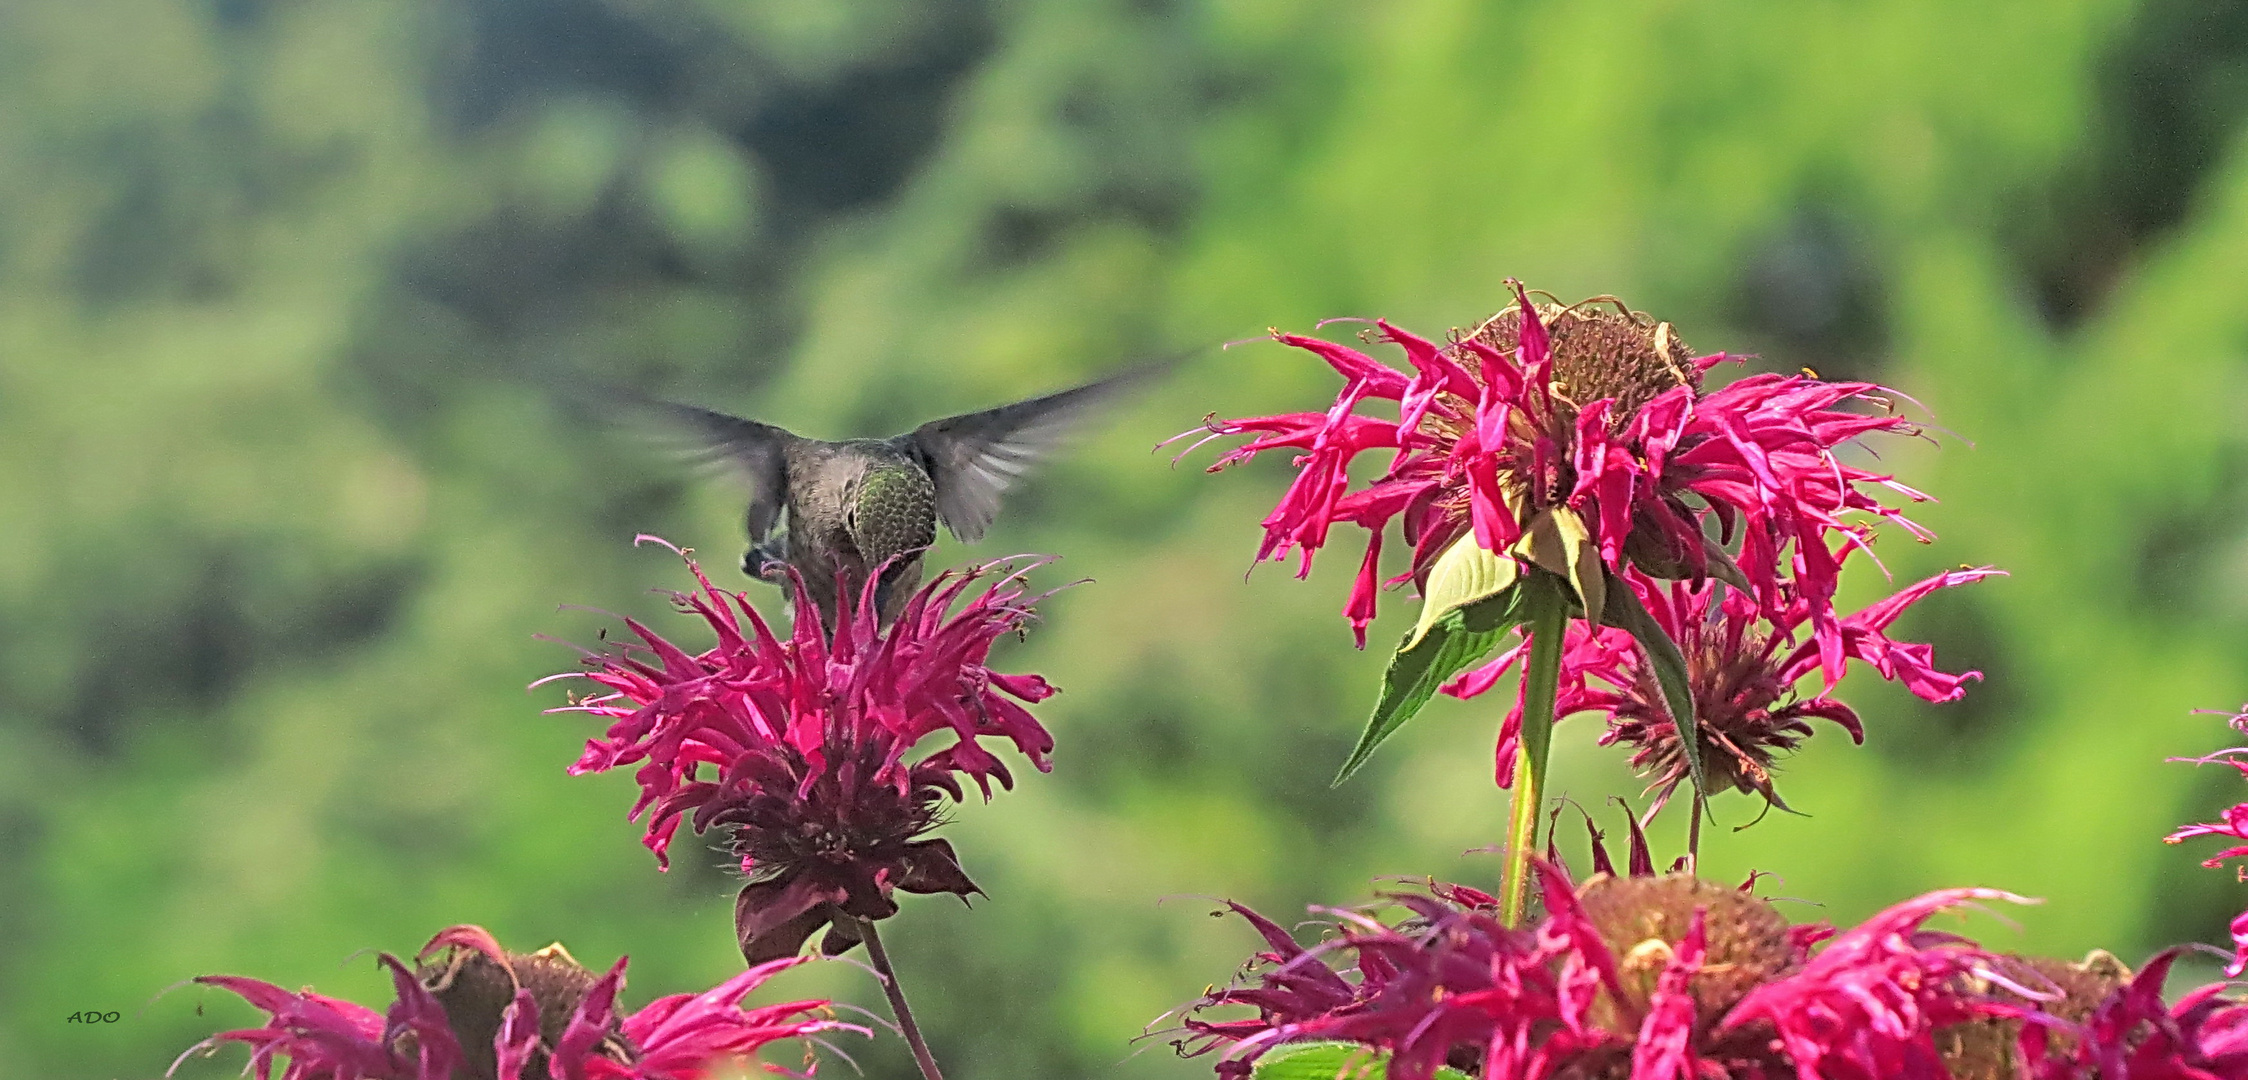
[181,540,1066,1080]
[1181,860,2248,1080]
[550,540,1059,962]
[179,925,847,1080]
[1172,287,2248,1080]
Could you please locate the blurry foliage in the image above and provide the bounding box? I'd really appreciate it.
[3,0,2248,1077]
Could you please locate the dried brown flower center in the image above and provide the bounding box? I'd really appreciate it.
[420,945,633,1080]
[1469,301,1697,431]
[1575,873,1795,1031]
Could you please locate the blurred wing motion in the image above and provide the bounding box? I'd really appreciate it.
[894,358,1174,542]
[633,399,798,541]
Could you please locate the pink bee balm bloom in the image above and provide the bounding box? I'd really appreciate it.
[548,540,1059,964]
[1180,284,1935,672]
[1447,561,1997,812]
[176,925,849,1080]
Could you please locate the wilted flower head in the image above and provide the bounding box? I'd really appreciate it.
[1447,562,1996,813]
[549,540,1059,963]
[1181,283,1933,671]
[176,924,848,1080]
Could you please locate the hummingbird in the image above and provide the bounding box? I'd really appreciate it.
[637,359,1172,629]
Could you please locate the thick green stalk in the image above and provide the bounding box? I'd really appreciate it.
[1499,582,1567,927]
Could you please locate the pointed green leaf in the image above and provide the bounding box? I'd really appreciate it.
[1514,507,1603,624]
[1406,533,1521,649]
[1601,583,1707,804]
[1336,585,1528,785]
[1248,1041,1473,1080]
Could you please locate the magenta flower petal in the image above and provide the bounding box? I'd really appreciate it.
[1628,910,1706,1080]
[178,976,398,1080]
[2166,706,2248,982]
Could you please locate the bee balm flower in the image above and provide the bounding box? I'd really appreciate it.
[176,925,847,1080]
[1183,283,1934,682]
[549,541,1059,964]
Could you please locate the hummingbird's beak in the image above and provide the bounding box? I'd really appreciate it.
[740,544,788,583]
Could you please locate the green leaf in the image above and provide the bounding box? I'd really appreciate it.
[1513,507,1603,626]
[1601,583,1707,804]
[1406,533,1521,649]
[1248,1041,1473,1080]
[1250,1042,1384,1080]
[1336,583,1527,785]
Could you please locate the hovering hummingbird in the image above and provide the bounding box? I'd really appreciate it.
[638,359,1172,628]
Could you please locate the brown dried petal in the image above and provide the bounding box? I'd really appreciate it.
[736,878,847,965]
[895,838,983,899]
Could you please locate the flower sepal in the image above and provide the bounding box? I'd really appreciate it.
[1512,506,1603,628]
[735,838,984,964]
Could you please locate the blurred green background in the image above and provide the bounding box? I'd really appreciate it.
[5,0,2248,1076]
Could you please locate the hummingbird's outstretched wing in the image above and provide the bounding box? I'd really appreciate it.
[634,400,798,542]
[896,358,1174,542]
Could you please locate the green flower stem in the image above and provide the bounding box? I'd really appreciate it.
[849,914,946,1080]
[1499,578,1567,927]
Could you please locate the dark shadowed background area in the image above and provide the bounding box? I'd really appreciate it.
[6,1,2248,1077]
